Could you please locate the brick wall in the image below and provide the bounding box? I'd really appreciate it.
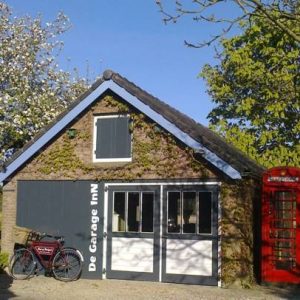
[220,179,261,286]
[1,180,17,253]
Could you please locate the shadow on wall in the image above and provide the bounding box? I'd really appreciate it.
[108,235,214,282]
[220,180,261,287]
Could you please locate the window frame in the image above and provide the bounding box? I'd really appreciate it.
[167,190,213,235]
[92,114,132,163]
[112,191,155,233]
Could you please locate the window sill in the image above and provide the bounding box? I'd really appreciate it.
[92,159,133,169]
[93,157,132,163]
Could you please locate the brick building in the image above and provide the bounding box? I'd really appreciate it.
[0,70,264,286]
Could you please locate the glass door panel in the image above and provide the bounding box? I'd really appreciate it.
[270,191,297,271]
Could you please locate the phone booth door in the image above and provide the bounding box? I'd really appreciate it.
[262,167,300,284]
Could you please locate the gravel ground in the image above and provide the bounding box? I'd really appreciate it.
[0,274,300,300]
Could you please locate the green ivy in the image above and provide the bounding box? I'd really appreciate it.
[35,97,206,180]
[220,182,256,287]
[37,134,93,176]
[103,95,130,112]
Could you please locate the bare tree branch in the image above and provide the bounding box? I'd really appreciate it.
[156,0,300,47]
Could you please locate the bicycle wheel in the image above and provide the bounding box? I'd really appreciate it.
[9,248,36,280]
[52,248,82,281]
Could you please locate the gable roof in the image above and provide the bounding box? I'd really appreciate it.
[0,70,264,183]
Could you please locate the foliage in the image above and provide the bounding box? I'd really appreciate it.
[200,15,300,167]
[220,181,257,286]
[37,134,93,176]
[0,2,88,162]
[156,0,300,46]
[0,252,9,273]
[32,96,209,180]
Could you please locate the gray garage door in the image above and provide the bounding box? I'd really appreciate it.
[17,180,103,279]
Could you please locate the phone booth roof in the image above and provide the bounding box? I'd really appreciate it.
[263,166,300,187]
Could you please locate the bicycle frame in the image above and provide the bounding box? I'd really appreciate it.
[29,240,62,270]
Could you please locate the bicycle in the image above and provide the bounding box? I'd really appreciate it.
[9,231,83,281]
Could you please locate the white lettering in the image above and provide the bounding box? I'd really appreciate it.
[88,183,99,272]
[268,176,299,183]
[90,184,98,194]
[88,256,97,271]
[89,244,97,253]
[91,223,97,232]
[91,216,99,223]
[88,263,96,271]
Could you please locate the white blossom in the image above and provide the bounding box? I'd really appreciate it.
[0,2,89,162]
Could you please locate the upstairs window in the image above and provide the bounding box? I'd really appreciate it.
[93,115,132,162]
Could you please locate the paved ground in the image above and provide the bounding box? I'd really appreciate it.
[0,274,300,300]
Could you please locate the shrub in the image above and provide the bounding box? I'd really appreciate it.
[0,252,9,273]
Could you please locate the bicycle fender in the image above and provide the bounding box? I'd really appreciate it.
[62,247,84,262]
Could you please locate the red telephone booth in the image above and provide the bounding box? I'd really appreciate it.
[262,166,300,284]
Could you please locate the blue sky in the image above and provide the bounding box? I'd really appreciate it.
[5,0,236,125]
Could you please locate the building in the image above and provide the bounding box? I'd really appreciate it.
[0,70,264,286]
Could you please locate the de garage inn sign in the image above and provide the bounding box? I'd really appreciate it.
[88,183,100,272]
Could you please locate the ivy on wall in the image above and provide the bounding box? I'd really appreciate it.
[220,181,258,287]
[37,134,93,176]
[33,95,210,180]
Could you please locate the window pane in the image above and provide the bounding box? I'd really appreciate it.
[183,192,196,233]
[142,192,154,232]
[198,192,212,234]
[114,117,131,158]
[167,192,181,233]
[275,191,295,202]
[113,192,126,232]
[96,118,114,159]
[273,220,296,229]
[95,116,131,160]
[127,192,140,232]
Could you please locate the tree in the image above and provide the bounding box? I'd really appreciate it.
[200,15,300,167]
[156,0,300,47]
[0,3,88,163]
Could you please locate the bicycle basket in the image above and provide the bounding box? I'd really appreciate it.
[13,226,32,246]
[13,226,43,246]
[26,231,42,245]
